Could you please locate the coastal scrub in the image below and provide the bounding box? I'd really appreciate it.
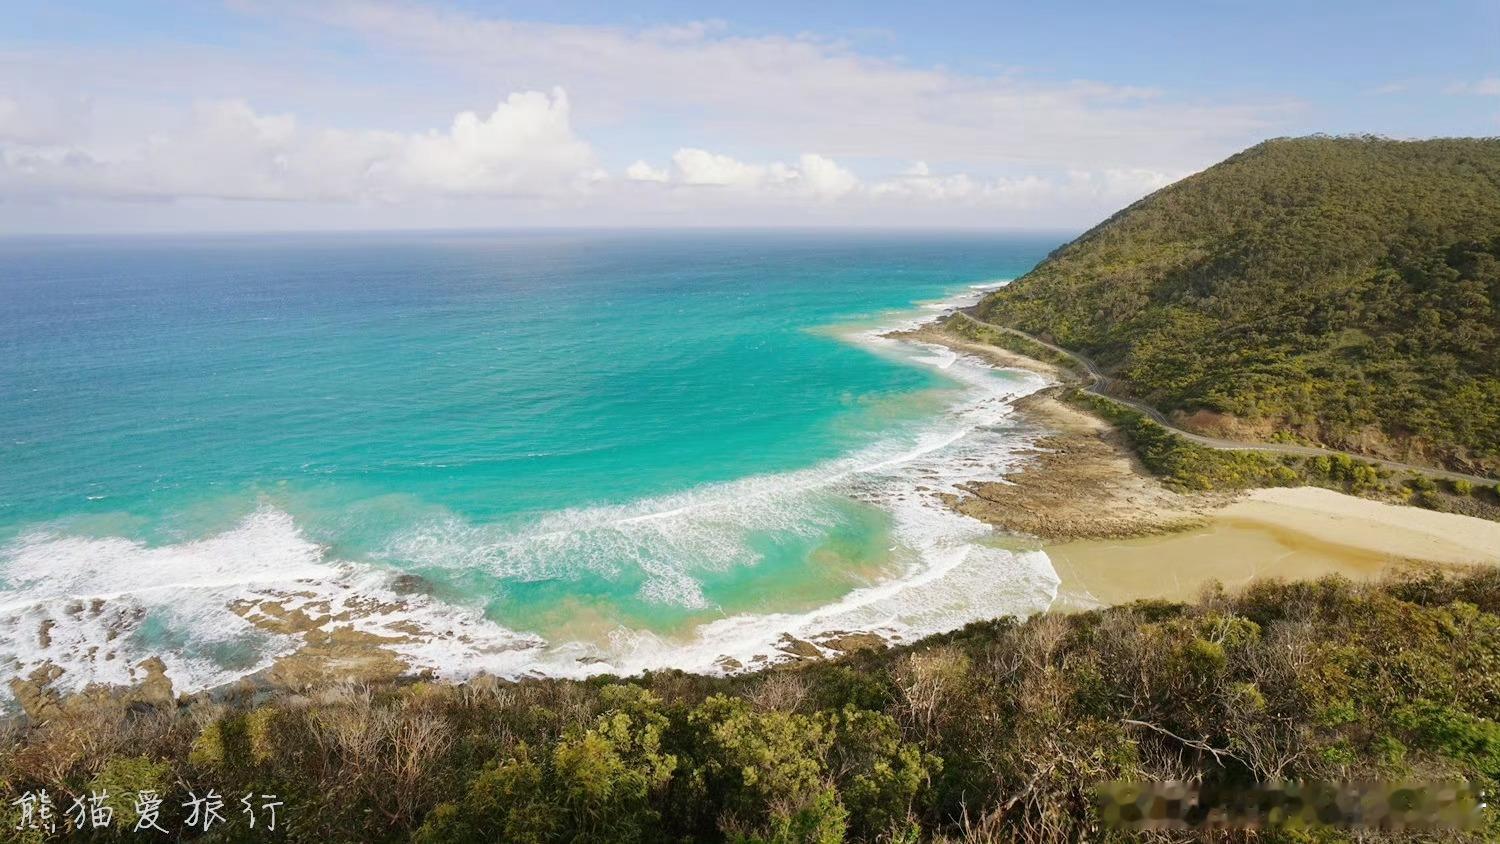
[5,569,1500,842]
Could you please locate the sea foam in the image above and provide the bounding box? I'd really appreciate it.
[0,279,1057,699]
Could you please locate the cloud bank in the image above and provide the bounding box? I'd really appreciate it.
[618,147,1178,211]
[300,1,1276,173]
[0,89,600,202]
[0,88,1180,220]
[0,2,1291,229]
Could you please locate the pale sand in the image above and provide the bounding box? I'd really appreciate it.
[894,323,1500,611]
[1049,486,1500,610]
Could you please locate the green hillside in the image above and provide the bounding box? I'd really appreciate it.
[978,136,1500,475]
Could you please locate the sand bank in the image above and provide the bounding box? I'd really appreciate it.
[900,322,1500,612]
[1049,486,1500,610]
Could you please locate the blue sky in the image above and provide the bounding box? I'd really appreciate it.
[2,1,1497,232]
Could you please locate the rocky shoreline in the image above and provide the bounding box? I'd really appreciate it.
[13,315,1500,721]
[888,323,1217,541]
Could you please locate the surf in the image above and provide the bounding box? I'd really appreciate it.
[0,279,1062,700]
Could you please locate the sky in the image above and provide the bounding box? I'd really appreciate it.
[2,0,1497,233]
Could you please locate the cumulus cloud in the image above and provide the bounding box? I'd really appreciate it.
[797,154,860,199]
[625,149,857,200]
[624,160,669,182]
[393,89,600,194]
[671,148,781,188]
[0,88,600,201]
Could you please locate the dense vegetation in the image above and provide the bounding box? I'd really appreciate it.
[944,308,1500,516]
[6,569,1500,842]
[1066,389,1500,522]
[944,313,1082,374]
[978,137,1500,476]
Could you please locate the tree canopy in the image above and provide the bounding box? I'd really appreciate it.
[979,136,1500,475]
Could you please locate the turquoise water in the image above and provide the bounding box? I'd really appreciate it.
[0,230,1063,693]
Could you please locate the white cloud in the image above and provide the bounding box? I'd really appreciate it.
[0,80,1189,229]
[394,89,599,194]
[288,1,1281,174]
[0,92,91,146]
[872,166,985,202]
[628,149,856,200]
[0,3,1267,229]
[796,153,859,199]
[0,88,600,202]
[624,160,669,182]
[867,162,1175,208]
[0,96,35,142]
[671,148,775,188]
[619,148,1177,214]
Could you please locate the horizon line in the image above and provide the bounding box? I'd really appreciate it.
[0,224,1086,241]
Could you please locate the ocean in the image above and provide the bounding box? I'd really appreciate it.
[0,229,1065,698]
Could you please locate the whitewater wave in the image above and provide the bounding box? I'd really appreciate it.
[0,279,1056,699]
[0,509,547,699]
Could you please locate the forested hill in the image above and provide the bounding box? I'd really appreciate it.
[977,136,1500,475]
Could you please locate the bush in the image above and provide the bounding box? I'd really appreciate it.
[7,571,1500,841]
[1407,475,1438,494]
[1067,391,1290,490]
[90,756,174,831]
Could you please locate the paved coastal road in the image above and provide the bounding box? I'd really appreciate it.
[954,311,1498,486]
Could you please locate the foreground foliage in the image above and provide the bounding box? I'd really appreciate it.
[5,570,1500,841]
[978,136,1500,475]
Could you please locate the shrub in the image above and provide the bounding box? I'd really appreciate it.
[89,756,174,831]
[8,570,1500,841]
[1407,475,1438,494]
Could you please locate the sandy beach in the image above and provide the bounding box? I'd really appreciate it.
[1049,486,1500,610]
[900,322,1500,611]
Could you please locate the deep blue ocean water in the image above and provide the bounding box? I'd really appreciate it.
[0,230,1064,693]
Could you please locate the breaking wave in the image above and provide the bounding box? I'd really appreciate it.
[0,280,1057,700]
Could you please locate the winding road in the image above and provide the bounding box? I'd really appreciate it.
[953,311,1498,486]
